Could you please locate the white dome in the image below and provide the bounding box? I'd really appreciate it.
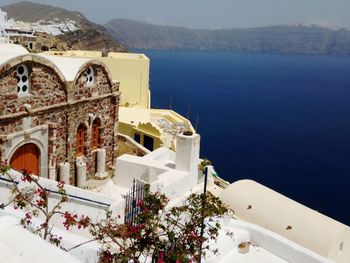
[0,43,29,54]
[0,44,29,66]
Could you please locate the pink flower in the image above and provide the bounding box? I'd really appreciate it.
[137,199,145,208]
[63,212,78,230]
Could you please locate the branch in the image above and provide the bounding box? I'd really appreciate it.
[64,239,98,252]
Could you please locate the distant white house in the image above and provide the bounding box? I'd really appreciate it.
[0,8,7,27]
[0,8,10,44]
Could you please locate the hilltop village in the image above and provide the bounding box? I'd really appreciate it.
[0,7,349,263]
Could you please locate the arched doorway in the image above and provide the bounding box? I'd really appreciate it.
[10,143,40,176]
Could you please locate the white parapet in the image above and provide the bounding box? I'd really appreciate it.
[76,157,87,188]
[220,179,350,263]
[96,148,106,178]
[59,162,70,184]
[175,132,200,186]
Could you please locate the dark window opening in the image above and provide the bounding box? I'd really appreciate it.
[134,133,141,144]
[143,135,154,151]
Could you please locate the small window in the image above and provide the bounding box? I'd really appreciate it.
[134,133,141,144]
[85,66,95,87]
[16,64,30,96]
[91,118,101,149]
[76,124,86,156]
[143,135,154,151]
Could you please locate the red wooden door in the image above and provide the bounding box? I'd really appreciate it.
[10,143,40,176]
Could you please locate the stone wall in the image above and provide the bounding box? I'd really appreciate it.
[66,97,119,184]
[0,61,66,116]
[73,64,115,100]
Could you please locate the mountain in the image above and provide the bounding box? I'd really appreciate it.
[1,1,127,52]
[105,19,350,56]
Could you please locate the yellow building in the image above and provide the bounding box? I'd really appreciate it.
[44,50,195,151]
[46,50,150,109]
[118,108,194,151]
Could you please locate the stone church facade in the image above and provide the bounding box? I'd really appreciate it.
[0,44,119,186]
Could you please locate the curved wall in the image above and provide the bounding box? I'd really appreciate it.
[219,180,350,263]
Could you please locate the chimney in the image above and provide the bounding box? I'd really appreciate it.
[175,131,200,186]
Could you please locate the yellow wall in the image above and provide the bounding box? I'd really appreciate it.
[136,123,162,150]
[49,50,103,58]
[118,122,162,151]
[118,122,134,138]
[99,53,150,109]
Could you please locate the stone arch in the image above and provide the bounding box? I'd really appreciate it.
[74,60,114,93]
[0,54,69,97]
[91,113,105,127]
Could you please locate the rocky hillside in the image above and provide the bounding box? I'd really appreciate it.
[1,1,127,52]
[105,19,350,56]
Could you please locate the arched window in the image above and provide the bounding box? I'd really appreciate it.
[16,64,30,97]
[91,118,101,149]
[86,66,95,87]
[76,124,86,156]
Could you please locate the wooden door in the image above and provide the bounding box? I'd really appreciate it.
[10,143,40,176]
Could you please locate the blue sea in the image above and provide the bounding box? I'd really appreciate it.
[139,50,350,226]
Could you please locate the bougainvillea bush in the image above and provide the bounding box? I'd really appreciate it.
[0,161,69,246]
[0,162,228,263]
[66,188,228,263]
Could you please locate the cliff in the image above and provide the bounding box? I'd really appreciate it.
[1,1,127,52]
[105,19,350,56]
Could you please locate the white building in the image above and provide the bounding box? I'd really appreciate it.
[0,8,7,27]
[0,8,35,47]
[0,8,10,44]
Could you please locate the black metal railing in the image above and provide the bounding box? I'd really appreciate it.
[123,179,147,225]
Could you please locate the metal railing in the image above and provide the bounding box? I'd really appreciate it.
[123,179,148,225]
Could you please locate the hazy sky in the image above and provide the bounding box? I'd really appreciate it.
[1,0,350,29]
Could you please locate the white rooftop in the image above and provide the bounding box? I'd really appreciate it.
[0,44,29,65]
[0,44,99,82]
[40,54,93,82]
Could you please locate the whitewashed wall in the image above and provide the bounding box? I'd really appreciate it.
[0,169,111,236]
